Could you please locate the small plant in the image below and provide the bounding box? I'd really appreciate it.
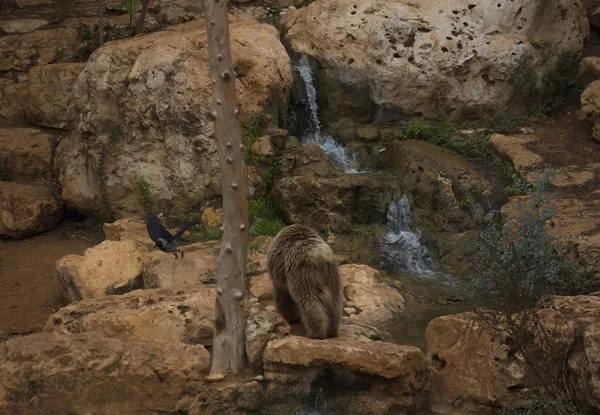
[77,21,93,43]
[503,161,535,197]
[136,178,153,210]
[249,217,285,237]
[202,227,222,241]
[248,238,265,256]
[206,179,222,196]
[122,0,140,26]
[530,39,551,51]
[396,118,457,149]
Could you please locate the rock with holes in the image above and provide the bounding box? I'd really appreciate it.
[0,181,63,238]
[282,0,588,122]
[44,285,215,346]
[0,128,54,178]
[56,240,147,303]
[55,17,292,218]
[26,63,86,129]
[0,331,210,414]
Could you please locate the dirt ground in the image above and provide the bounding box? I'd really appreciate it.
[0,221,101,338]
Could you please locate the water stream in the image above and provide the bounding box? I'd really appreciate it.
[293,55,364,174]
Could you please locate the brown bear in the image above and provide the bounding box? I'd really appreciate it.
[266,224,343,339]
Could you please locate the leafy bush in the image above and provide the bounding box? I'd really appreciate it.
[248,197,285,237]
[136,178,153,210]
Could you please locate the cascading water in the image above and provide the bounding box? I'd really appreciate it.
[293,55,362,174]
[380,192,435,277]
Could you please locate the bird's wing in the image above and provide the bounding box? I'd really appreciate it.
[169,222,192,243]
[146,214,173,243]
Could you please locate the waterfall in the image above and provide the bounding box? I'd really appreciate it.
[380,192,435,277]
[293,55,361,174]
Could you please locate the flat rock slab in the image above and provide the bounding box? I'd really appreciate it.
[0,180,63,238]
[56,240,146,303]
[0,331,210,414]
[0,127,54,178]
[45,285,216,346]
[264,335,425,380]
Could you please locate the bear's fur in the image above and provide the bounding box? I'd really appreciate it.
[266,225,343,339]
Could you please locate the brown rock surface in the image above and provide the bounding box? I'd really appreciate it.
[0,127,54,178]
[0,181,63,238]
[26,63,86,129]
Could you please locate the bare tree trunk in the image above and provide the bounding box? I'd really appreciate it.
[98,0,104,46]
[204,0,248,376]
[135,0,150,35]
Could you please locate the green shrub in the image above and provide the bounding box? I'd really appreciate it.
[136,178,153,210]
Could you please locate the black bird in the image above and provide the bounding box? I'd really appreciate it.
[146,214,191,260]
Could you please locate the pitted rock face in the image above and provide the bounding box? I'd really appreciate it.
[282,0,588,120]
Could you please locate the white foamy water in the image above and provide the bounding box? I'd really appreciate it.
[294,55,363,174]
[380,192,435,277]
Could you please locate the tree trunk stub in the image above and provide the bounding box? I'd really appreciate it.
[204,0,249,376]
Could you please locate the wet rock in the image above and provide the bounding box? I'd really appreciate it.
[56,240,146,303]
[246,304,291,370]
[142,241,220,288]
[282,0,588,120]
[0,127,54,178]
[0,331,210,414]
[26,63,86,129]
[0,18,48,34]
[0,181,63,238]
[280,143,337,177]
[55,17,292,218]
[0,28,82,75]
[45,285,215,345]
[354,124,379,142]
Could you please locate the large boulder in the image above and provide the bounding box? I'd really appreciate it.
[55,17,292,217]
[0,79,28,122]
[26,63,86,129]
[581,80,600,143]
[0,331,210,415]
[0,127,54,178]
[426,295,600,414]
[55,240,147,303]
[264,335,429,413]
[0,181,63,238]
[44,285,216,346]
[282,0,588,121]
[0,28,82,75]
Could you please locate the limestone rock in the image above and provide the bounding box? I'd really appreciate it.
[56,240,146,303]
[15,0,53,7]
[0,127,54,178]
[103,216,154,248]
[55,18,292,217]
[0,28,82,75]
[491,133,543,179]
[282,0,588,121]
[340,264,405,324]
[0,18,48,34]
[578,56,600,80]
[581,80,600,143]
[0,332,210,414]
[249,272,273,301]
[142,241,220,288]
[0,181,63,238]
[201,206,222,229]
[26,63,86,129]
[590,6,600,31]
[245,305,291,370]
[0,79,28,122]
[45,285,215,345]
[354,124,379,142]
[250,135,274,157]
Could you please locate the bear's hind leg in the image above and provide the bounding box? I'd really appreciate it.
[297,299,329,339]
[273,285,301,323]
